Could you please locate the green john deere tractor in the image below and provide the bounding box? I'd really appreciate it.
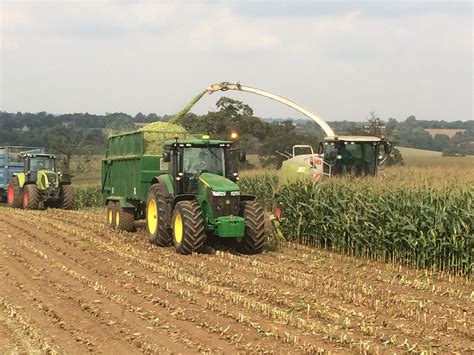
[102,131,266,255]
[7,152,75,210]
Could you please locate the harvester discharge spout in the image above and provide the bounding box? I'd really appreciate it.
[168,81,336,138]
[205,82,336,138]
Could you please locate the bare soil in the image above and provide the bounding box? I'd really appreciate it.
[0,208,471,354]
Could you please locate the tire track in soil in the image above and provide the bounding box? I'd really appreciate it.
[41,209,472,352]
[0,305,42,355]
[4,213,340,354]
[2,208,473,353]
[2,211,337,354]
[0,243,150,355]
[0,218,233,354]
[0,296,59,354]
[4,210,427,353]
[14,211,383,353]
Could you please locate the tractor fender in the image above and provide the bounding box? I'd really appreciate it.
[240,194,256,202]
[13,173,26,188]
[151,175,174,195]
[172,194,196,210]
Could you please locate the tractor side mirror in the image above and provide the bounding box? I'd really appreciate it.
[239,149,246,162]
[163,151,171,163]
[384,142,393,155]
[317,142,324,155]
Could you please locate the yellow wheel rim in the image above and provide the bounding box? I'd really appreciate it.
[115,210,120,227]
[108,208,113,225]
[147,199,158,235]
[174,213,183,244]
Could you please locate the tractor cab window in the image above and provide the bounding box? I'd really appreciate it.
[183,147,225,176]
[181,147,225,193]
[29,157,55,171]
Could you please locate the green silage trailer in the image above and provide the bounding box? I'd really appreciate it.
[102,128,266,255]
[102,130,197,220]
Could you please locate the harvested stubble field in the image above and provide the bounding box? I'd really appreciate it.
[0,207,472,354]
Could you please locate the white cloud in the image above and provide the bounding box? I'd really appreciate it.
[188,7,279,53]
[0,1,471,121]
[2,6,30,33]
[0,2,30,50]
[107,1,178,27]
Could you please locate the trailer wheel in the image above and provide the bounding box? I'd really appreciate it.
[106,201,116,228]
[7,176,23,208]
[172,201,205,255]
[146,184,171,247]
[114,203,136,232]
[59,184,75,210]
[23,184,40,210]
[239,201,265,254]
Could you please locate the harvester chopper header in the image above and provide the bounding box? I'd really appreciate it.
[173,81,393,178]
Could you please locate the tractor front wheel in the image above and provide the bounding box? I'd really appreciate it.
[7,176,23,208]
[172,201,205,255]
[59,184,75,210]
[239,201,265,254]
[23,184,40,210]
[146,184,171,246]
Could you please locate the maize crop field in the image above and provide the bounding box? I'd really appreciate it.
[0,207,472,354]
[241,165,473,276]
[76,164,473,277]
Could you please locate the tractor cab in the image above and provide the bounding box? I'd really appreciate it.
[163,134,246,194]
[20,153,58,186]
[22,153,56,173]
[317,136,393,177]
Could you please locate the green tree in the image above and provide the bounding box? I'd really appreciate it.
[366,111,385,136]
[134,112,146,122]
[179,97,269,152]
[42,127,94,169]
[258,120,318,168]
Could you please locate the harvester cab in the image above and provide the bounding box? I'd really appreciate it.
[317,136,393,177]
[7,152,74,210]
[149,134,265,254]
[280,137,393,179]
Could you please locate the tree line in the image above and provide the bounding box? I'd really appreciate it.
[1,101,472,169]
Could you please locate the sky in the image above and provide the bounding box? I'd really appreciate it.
[0,0,472,122]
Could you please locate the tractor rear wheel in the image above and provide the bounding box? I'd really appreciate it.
[106,201,116,228]
[23,184,40,210]
[7,176,23,208]
[172,201,205,255]
[114,202,136,232]
[239,201,265,254]
[59,184,75,210]
[146,184,171,246]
